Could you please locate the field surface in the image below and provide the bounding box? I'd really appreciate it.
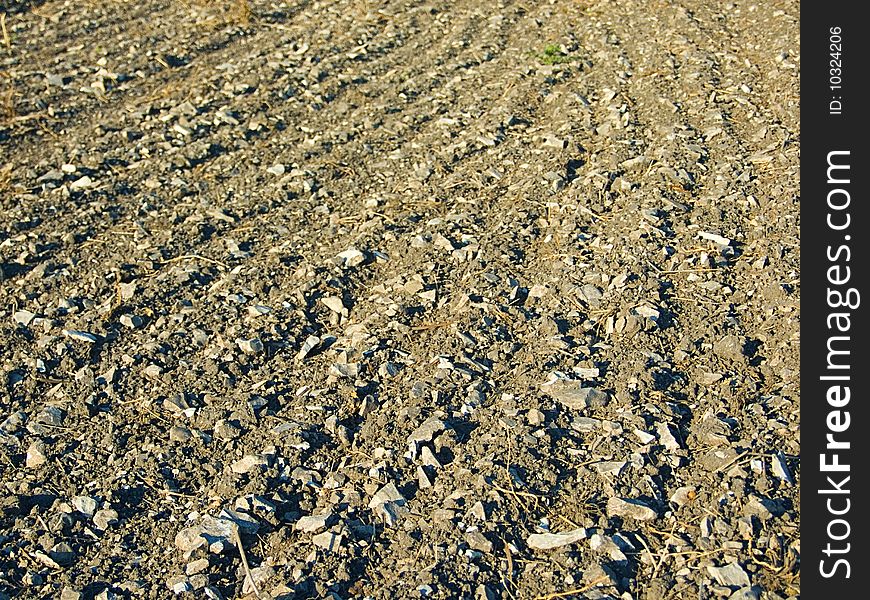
[0,1,800,598]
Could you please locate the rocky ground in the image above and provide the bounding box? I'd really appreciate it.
[0,0,800,598]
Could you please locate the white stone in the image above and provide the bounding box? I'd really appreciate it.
[526,528,588,550]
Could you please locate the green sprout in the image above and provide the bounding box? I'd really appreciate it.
[534,43,576,65]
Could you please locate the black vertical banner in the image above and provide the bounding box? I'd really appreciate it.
[802,4,869,596]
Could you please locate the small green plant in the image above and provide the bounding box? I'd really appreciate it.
[534,43,575,65]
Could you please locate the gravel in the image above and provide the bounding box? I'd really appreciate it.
[0,0,800,598]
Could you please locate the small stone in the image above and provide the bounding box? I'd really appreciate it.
[706,562,751,588]
[72,495,99,517]
[26,441,48,468]
[49,542,76,566]
[267,164,285,175]
[527,528,589,550]
[312,531,343,552]
[242,565,275,596]
[634,429,656,444]
[528,284,549,298]
[237,338,264,355]
[321,296,345,314]
[175,516,234,554]
[417,465,433,488]
[214,419,242,440]
[63,329,99,343]
[606,497,657,521]
[247,305,271,317]
[592,461,627,476]
[420,446,442,468]
[407,416,447,458]
[93,509,119,530]
[542,380,609,410]
[143,364,163,380]
[670,486,697,507]
[120,314,144,329]
[186,558,210,576]
[578,284,604,306]
[656,422,683,451]
[369,482,405,508]
[70,175,94,191]
[231,454,268,474]
[297,335,320,360]
[714,335,744,361]
[698,231,732,247]
[169,426,193,443]
[743,494,782,521]
[336,247,366,268]
[37,405,66,426]
[771,452,794,484]
[589,533,627,561]
[295,513,333,533]
[119,281,137,300]
[32,550,60,569]
[217,509,259,536]
[571,417,601,432]
[1,411,27,433]
[375,500,409,526]
[526,409,545,425]
[465,530,493,553]
[170,576,192,594]
[13,310,36,326]
[729,586,760,600]
[60,588,82,600]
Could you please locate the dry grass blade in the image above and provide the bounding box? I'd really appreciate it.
[233,524,263,599]
[1,13,10,54]
[532,576,611,600]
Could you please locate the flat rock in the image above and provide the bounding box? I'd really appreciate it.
[707,562,751,588]
[93,509,119,530]
[312,531,343,552]
[526,528,589,550]
[698,231,732,246]
[771,452,794,484]
[606,497,657,521]
[656,422,683,452]
[670,486,697,507]
[237,338,264,354]
[295,513,333,533]
[368,482,405,509]
[37,405,65,426]
[408,416,446,444]
[336,247,366,267]
[13,310,36,326]
[26,442,47,468]
[70,175,94,191]
[175,515,235,554]
[297,335,321,360]
[63,329,99,343]
[231,454,268,474]
[465,530,493,553]
[542,380,609,409]
[321,296,345,314]
[217,507,260,533]
[72,495,98,517]
[729,587,760,600]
